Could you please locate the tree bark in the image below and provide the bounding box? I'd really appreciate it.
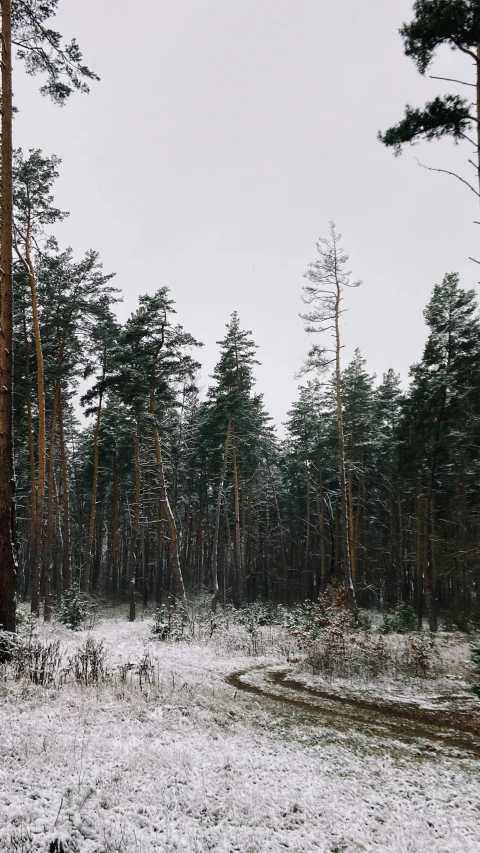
[57,394,71,591]
[44,386,59,621]
[152,421,186,605]
[0,0,17,637]
[334,273,355,608]
[23,310,36,591]
[110,450,119,598]
[85,348,106,591]
[211,417,231,612]
[15,214,46,616]
[149,343,186,608]
[232,435,243,606]
[315,457,326,593]
[128,417,141,622]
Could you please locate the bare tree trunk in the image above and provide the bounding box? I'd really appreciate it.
[0,0,17,637]
[15,220,46,616]
[232,436,243,606]
[334,280,355,608]
[152,422,186,605]
[304,461,311,598]
[53,470,63,598]
[416,480,423,628]
[211,418,231,612]
[23,313,36,596]
[155,505,164,606]
[44,387,59,621]
[425,487,438,632]
[128,418,141,621]
[85,353,106,591]
[110,451,119,598]
[57,395,71,591]
[267,460,289,593]
[347,469,357,585]
[315,457,326,593]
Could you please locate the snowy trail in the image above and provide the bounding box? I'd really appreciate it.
[228,666,480,757]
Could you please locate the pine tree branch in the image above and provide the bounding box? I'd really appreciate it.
[429,75,475,88]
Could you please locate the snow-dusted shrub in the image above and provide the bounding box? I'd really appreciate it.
[380,603,418,635]
[0,821,35,852]
[56,588,91,630]
[11,635,63,687]
[401,633,436,678]
[307,632,392,679]
[151,604,189,642]
[137,649,156,689]
[69,636,108,686]
[0,629,18,662]
[291,584,352,652]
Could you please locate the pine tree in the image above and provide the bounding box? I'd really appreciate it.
[12,149,68,617]
[399,273,480,629]
[0,0,97,637]
[300,223,361,608]
[379,1,480,201]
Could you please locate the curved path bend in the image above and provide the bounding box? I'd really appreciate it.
[227,665,480,757]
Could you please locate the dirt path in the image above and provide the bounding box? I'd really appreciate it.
[227,665,480,757]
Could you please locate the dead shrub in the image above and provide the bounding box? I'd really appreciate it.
[69,636,108,686]
[401,633,436,679]
[137,650,156,689]
[11,636,63,687]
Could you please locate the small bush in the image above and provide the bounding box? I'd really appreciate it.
[354,608,372,632]
[137,650,156,689]
[69,636,108,686]
[11,636,63,687]
[0,630,18,662]
[380,603,418,635]
[151,604,189,642]
[401,633,436,679]
[56,589,92,630]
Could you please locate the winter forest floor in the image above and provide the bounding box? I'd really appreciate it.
[1,605,480,853]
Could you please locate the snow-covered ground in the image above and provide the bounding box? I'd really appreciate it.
[0,612,479,853]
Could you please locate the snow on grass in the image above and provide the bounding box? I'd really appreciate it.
[0,613,479,852]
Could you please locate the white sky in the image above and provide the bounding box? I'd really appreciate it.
[13,0,479,429]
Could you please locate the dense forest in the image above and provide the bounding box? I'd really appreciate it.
[1,0,480,636]
[10,204,480,632]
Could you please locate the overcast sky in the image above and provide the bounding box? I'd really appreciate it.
[13,0,479,429]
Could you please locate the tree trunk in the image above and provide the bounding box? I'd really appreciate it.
[0,0,17,637]
[85,394,103,591]
[110,451,119,598]
[211,418,231,612]
[128,418,141,622]
[57,394,71,591]
[17,226,46,616]
[304,461,311,599]
[44,386,59,621]
[347,468,356,585]
[232,435,243,606]
[23,311,36,582]
[334,282,355,608]
[315,457,326,593]
[85,353,106,591]
[477,42,480,195]
[415,481,423,628]
[152,422,186,605]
